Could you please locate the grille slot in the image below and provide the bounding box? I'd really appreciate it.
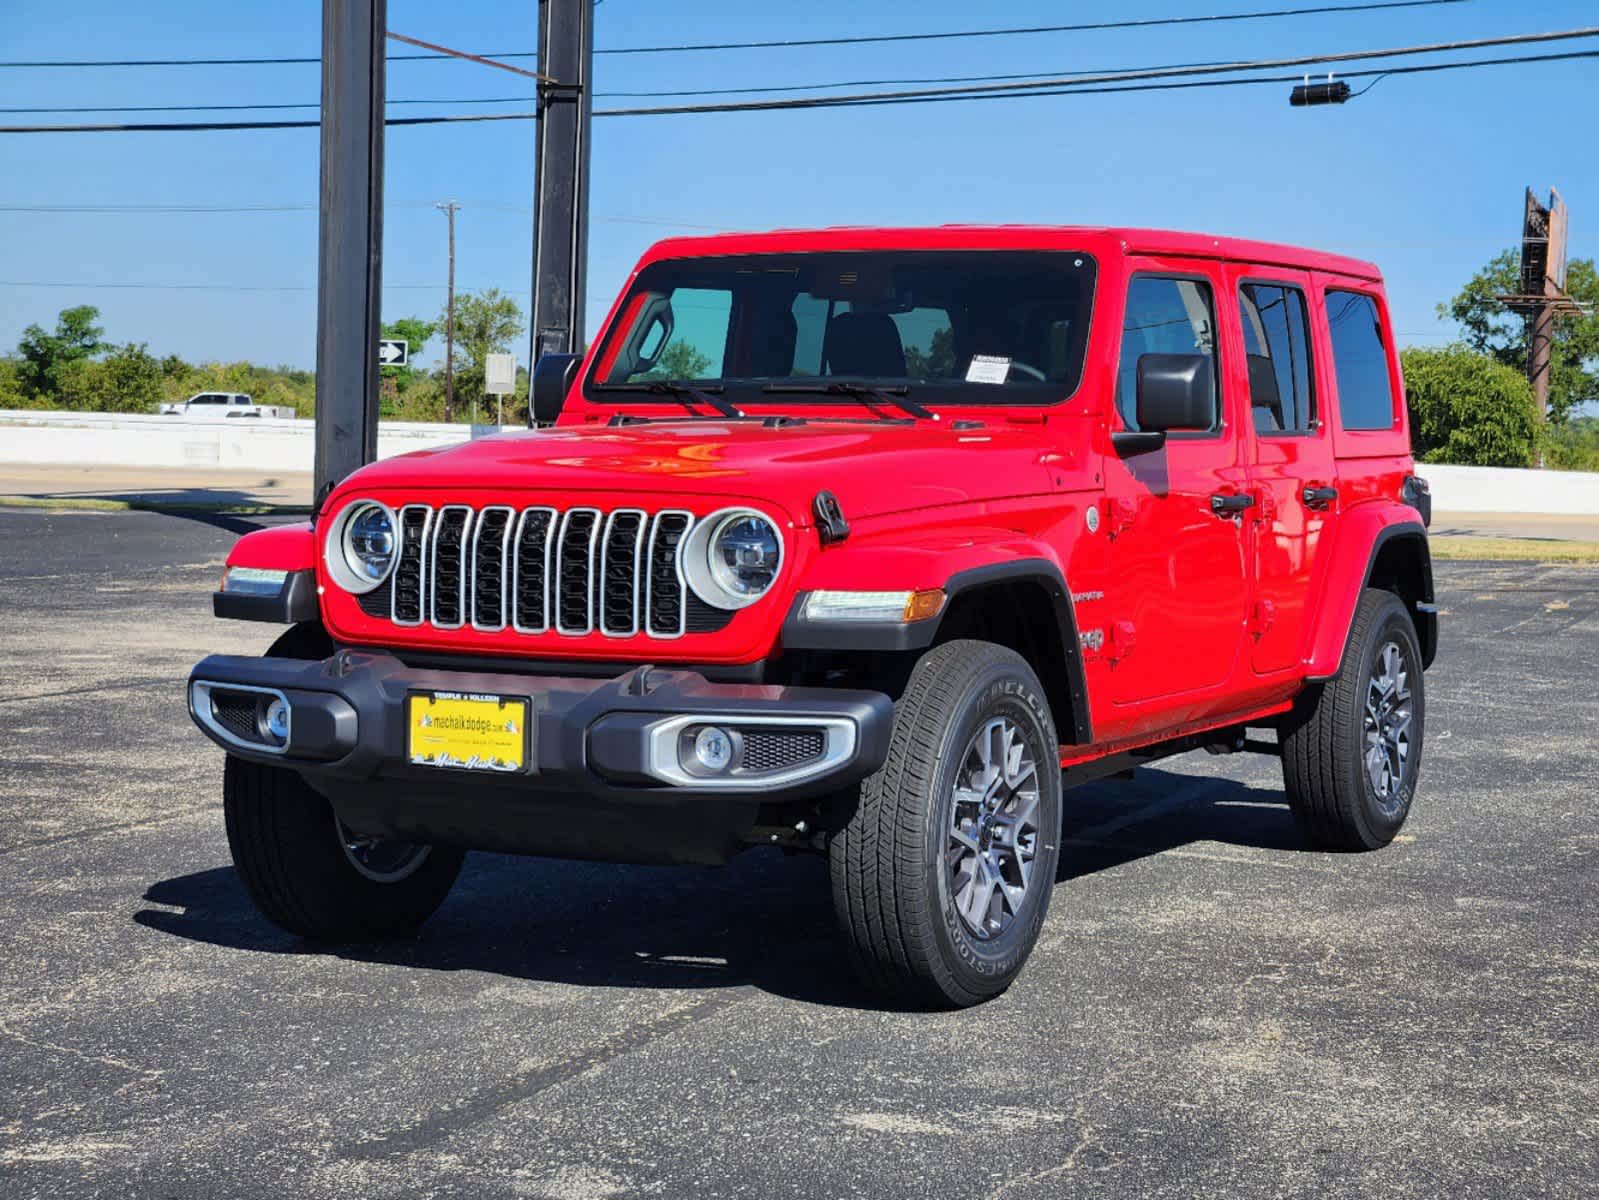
[470,507,514,630]
[646,511,692,637]
[358,503,707,640]
[600,510,647,636]
[739,728,826,774]
[430,506,473,628]
[392,505,431,625]
[555,509,601,634]
[512,508,556,632]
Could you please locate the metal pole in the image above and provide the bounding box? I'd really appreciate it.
[1530,303,1554,467]
[313,0,386,502]
[436,200,459,422]
[529,0,594,372]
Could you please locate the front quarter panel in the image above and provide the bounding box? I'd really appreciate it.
[226,522,316,572]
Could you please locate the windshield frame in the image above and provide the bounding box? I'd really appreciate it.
[581,248,1100,411]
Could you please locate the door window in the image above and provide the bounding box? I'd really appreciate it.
[1325,290,1396,431]
[1239,283,1315,434]
[1117,276,1220,431]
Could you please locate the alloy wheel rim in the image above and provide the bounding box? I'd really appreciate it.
[335,816,432,883]
[946,716,1042,940]
[1363,638,1413,816]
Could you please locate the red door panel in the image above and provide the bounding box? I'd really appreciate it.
[1229,268,1336,675]
[1103,260,1251,719]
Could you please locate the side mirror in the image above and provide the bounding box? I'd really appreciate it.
[531,353,581,426]
[1136,353,1215,432]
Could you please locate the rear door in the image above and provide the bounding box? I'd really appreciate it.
[1230,268,1336,674]
[1102,262,1251,714]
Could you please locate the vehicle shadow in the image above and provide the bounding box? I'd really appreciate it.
[134,766,1310,1009]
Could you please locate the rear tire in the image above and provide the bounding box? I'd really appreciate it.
[1281,587,1425,850]
[829,640,1062,1008]
[224,755,464,941]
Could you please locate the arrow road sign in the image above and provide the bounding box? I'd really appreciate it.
[378,339,409,367]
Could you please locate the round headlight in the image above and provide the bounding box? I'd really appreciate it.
[682,508,784,610]
[325,500,397,594]
[709,513,781,599]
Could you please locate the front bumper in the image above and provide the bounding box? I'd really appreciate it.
[186,650,894,864]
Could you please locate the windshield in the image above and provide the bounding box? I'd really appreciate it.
[589,250,1097,406]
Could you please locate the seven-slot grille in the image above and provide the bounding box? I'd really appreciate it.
[384,504,701,639]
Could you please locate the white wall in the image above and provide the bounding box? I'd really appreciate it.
[1416,464,1599,516]
[4,410,1597,515]
[0,410,478,473]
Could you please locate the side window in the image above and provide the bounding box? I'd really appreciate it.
[1117,275,1219,431]
[1239,283,1315,434]
[1325,290,1395,431]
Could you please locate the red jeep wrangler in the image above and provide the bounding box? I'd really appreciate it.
[190,226,1435,1007]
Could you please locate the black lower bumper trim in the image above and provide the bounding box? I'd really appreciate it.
[187,651,893,864]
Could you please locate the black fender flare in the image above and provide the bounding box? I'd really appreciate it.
[782,559,1093,745]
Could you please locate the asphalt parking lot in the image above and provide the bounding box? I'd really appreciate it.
[1,507,1595,1199]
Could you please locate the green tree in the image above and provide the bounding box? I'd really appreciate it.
[16,305,104,398]
[55,343,165,414]
[1440,251,1599,424]
[638,339,713,381]
[1401,346,1540,467]
[441,289,524,420]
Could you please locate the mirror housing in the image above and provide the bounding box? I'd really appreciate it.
[530,353,581,426]
[1135,353,1215,433]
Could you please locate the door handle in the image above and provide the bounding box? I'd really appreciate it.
[1302,485,1338,509]
[1209,492,1255,516]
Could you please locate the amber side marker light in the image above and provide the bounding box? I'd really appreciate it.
[801,588,947,624]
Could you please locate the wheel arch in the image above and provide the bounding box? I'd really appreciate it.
[1305,515,1436,681]
[932,563,1093,746]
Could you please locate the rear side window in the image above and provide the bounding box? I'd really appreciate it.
[1325,290,1395,431]
[1117,275,1219,431]
[1239,283,1315,434]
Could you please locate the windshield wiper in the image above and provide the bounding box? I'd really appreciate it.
[593,380,744,419]
[762,381,935,421]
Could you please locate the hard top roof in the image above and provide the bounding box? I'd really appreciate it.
[638,224,1382,281]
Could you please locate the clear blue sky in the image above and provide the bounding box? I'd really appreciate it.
[3,0,1596,374]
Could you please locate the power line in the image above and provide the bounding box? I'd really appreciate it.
[0,40,1594,134]
[594,0,1481,55]
[592,25,1599,116]
[0,0,1480,69]
[0,59,1249,116]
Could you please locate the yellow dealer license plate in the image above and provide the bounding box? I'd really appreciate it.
[407,691,528,773]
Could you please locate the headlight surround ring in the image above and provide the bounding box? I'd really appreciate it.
[682,508,784,610]
[324,499,398,594]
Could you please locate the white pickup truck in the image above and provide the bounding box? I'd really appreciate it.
[159,392,295,420]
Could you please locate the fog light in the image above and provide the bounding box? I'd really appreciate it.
[690,726,734,774]
[263,697,290,745]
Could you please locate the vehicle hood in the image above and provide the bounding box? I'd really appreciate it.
[340,418,1087,524]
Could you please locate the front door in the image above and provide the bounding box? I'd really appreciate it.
[1229,268,1337,674]
[1103,264,1251,716]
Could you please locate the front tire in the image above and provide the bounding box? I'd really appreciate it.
[830,640,1062,1008]
[224,755,464,941]
[1281,587,1426,850]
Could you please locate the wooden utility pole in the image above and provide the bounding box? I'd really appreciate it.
[436,200,460,422]
[1497,188,1580,464]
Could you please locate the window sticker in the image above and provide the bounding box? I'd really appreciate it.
[965,354,1011,384]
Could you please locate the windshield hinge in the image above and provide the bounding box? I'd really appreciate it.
[814,491,850,545]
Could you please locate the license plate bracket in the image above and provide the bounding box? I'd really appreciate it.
[406,691,529,773]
